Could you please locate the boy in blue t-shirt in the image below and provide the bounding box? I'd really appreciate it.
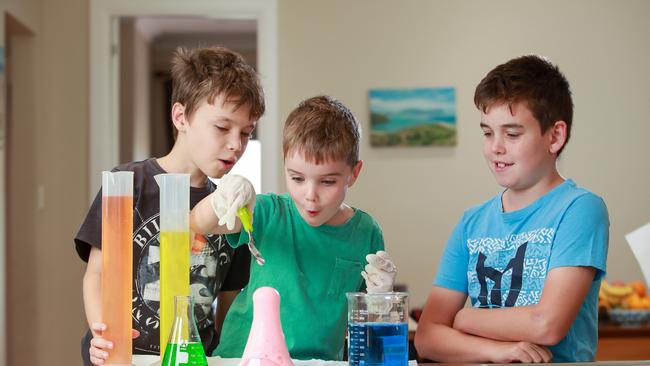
[190,95,396,360]
[414,55,609,363]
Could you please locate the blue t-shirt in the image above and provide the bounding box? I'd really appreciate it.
[435,179,609,362]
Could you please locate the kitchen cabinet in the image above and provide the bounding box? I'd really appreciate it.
[597,322,650,361]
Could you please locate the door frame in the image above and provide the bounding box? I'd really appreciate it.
[89,0,279,201]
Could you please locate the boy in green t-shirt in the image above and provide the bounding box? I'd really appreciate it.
[190,95,396,360]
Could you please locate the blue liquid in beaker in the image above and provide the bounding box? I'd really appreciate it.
[348,322,408,366]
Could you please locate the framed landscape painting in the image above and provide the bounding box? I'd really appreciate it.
[369,87,456,147]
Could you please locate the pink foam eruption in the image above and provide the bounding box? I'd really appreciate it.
[239,287,294,366]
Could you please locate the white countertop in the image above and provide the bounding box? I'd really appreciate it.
[131,356,419,366]
[132,355,650,366]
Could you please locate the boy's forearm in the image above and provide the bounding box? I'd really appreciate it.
[415,321,500,362]
[190,194,240,235]
[190,195,220,234]
[83,246,104,336]
[83,271,103,334]
[453,305,556,345]
[454,267,597,346]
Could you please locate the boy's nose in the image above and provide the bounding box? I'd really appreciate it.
[227,134,242,152]
[305,184,317,202]
[491,136,506,154]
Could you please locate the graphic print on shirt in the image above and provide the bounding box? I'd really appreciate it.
[467,228,555,308]
[131,213,230,353]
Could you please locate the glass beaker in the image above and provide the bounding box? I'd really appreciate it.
[101,171,134,366]
[155,173,191,356]
[346,292,409,366]
[161,295,208,366]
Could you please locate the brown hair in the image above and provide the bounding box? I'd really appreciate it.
[170,46,265,132]
[283,96,361,167]
[474,55,573,156]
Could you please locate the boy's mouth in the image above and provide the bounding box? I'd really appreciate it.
[494,161,514,172]
[219,159,235,168]
[306,209,319,217]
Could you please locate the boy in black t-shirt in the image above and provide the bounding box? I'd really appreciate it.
[74,46,265,365]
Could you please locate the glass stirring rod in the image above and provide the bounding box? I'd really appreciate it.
[237,206,266,265]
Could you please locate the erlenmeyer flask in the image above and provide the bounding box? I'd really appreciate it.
[155,173,191,356]
[240,287,293,366]
[161,295,208,366]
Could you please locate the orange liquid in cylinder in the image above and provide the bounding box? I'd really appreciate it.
[102,195,133,365]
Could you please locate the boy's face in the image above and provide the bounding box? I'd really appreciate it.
[284,151,362,227]
[480,102,561,193]
[175,96,256,179]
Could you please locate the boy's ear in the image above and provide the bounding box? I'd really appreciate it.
[548,120,568,155]
[171,102,188,133]
[347,160,363,187]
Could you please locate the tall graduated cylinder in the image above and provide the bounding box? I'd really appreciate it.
[155,173,191,357]
[346,292,409,366]
[102,171,134,365]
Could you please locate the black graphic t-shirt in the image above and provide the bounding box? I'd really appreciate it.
[75,158,250,359]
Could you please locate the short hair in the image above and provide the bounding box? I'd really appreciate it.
[474,55,573,156]
[283,96,361,167]
[170,46,265,126]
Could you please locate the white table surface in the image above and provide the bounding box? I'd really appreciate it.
[131,356,419,366]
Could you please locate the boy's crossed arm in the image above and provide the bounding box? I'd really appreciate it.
[453,265,596,345]
[415,286,553,363]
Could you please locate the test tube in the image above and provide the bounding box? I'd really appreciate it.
[155,173,191,357]
[101,171,134,365]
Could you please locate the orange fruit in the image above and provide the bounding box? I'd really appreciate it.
[629,281,646,297]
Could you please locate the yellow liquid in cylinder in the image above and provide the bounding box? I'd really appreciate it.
[160,231,190,356]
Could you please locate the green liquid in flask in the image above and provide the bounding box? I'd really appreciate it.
[161,342,208,366]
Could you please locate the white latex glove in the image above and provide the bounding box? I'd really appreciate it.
[211,174,256,231]
[361,250,397,293]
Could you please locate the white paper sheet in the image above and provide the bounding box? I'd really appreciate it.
[625,222,650,286]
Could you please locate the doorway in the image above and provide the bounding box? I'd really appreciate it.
[90,0,278,200]
[117,16,262,191]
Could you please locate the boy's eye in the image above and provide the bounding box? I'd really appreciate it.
[216,125,228,132]
[322,180,336,185]
[291,176,304,183]
[506,132,521,138]
[241,131,253,138]
[482,131,492,137]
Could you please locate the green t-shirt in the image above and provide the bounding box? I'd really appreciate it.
[214,193,384,360]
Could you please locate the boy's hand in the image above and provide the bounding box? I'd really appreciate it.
[490,341,552,363]
[212,174,256,230]
[361,251,397,293]
[88,322,140,365]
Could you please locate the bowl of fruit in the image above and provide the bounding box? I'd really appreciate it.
[599,280,650,327]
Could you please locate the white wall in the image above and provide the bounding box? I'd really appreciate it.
[278,0,650,307]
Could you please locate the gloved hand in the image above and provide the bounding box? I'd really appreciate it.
[211,174,256,231]
[361,250,397,293]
